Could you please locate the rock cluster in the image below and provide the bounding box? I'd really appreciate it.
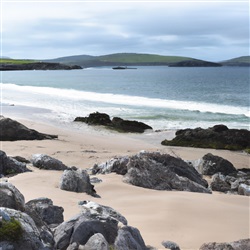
[161,124,250,151]
[92,151,211,194]
[0,182,149,250]
[200,239,250,250]
[0,116,57,141]
[74,112,152,133]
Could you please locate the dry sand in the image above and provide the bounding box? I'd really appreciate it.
[1,117,250,249]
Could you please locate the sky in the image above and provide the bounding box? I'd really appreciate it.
[0,0,249,61]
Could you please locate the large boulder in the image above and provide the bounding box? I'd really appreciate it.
[161,124,250,151]
[59,169,96,196]
[54,213,118,250]
[0,150,30,176]
[25,197,64,227]
[31,154,68,171]
[114,226,148,250]
[0,181,25,211]
[78,200,128,226]
[74,112,152,133]
[0,116,57,141]
[92,151,210,194]
[200,238,250,250]
[0,207,47,250]
[196,153,237,176]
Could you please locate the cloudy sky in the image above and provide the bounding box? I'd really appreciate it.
[1,0,249,61]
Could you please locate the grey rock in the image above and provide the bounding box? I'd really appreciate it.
[210,173,231,193]
[92,151,210,193]
[114,226,148,250]
[200,238,250,250]
[31,154,68,171]
[0,116,57,141]
[238,183,250,196]
[198,153,237,176]
[90,177,103,184]
[91,156,129,175]
[0,207,47,250]
[79,200,128,226]
[0,150,30,176]
[54,213,118,250]
[162,240,180,250]
[25,197,64,226]
[60,169,96,196]
[82,233,109,250]
[123,152,210,193]
[0,182,25,211]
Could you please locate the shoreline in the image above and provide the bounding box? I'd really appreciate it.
[1,112,249,249]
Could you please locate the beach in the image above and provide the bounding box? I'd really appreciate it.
[1,111,249,250]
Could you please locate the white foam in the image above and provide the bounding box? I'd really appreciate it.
[1,83,249,118]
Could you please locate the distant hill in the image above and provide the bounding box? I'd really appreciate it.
[44,53,221,67]
[220,56,250,66]
[0,59,82,71]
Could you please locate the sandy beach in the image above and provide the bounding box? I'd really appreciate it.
[1,115,249,249]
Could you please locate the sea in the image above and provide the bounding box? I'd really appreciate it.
[0,66,249,131]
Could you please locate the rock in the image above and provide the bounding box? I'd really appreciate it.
[161,125,250,151]
[92,151,210,193]
[75,112,112,126]
[31,154,68,171]
[78,200,128,226]
[74,112,152,133]
[197,153,237,176]
[210,173,232,193]
[59,169,96,196]
[238,183,250,196]
[0,182,25,211]
[114,226,148,250]
[0,150,30,176]
[111,117,152,133]
[0,116,57,141]
[54,213,118,250]
[162,240,180,250]
[91,156,129,175]
[200,238,250,250]
[0,207,47,250]
[25,197,64,227]
[12,155,30,163]
[81,233,109,250]
[90,177,103,184]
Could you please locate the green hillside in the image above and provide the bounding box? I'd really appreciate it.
[221,56,250,66]
[45,53,201,67]
[0,59,37,64]
[97,53,194,64]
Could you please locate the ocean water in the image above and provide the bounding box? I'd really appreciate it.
[0,66,249,130]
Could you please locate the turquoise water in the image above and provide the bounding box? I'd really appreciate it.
[1,66,249,130]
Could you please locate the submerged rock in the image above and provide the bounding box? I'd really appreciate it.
[74,112,152,133]
[0,116,58,141]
